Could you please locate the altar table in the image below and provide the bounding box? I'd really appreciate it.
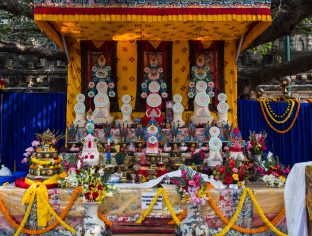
[0,183,287,235]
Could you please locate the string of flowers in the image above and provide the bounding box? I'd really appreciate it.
[246,188,287,236]
[168,208,187,225]
[206,190,286,234]
[162,188,181,226]
[14,190,36,236]
[136,188,164,224]
[262,99,295,124]
[0,186,82,235]
[259,99,300,134]
[98,212,113,228]
[31,157,62,165]
[214,188,248,236]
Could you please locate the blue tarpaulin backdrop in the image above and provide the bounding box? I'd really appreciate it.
[0,92,66,171]
[238,99,312,166]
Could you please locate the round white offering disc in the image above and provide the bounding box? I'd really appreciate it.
[195,92,210,107]
[122,95,131,104]
[74,103,86,114]
[173,94,183,103]
[217,102,229,114]
[218,93,227,102]
[209,137,222,151]
[146,94,162,108]
[148,81,161,93]
[76,94,85,103]
[96,81,108,93]
[121,103,132,115]
[94,93,109,108]
[209,126,220,137]
[172,103,184,114]
[196,81,208,92]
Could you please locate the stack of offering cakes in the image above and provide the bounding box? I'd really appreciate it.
[27,129,64,181]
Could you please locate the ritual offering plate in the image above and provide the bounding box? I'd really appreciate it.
[173,94,183,103]
[217,102,229,114]
[121,103,132,115]
[76,93,85,103]
[173,103,184,114]
[195,92,210,107]
[94,93,109,107]
[96,81,108,93]
[196,81,208,92]
[147,94,162,107]
[209,126,220,137]
[209,137,222,151]
[218,93,227,102]
[74,103,86,114]
[122,95,131,104]
[148,81,161,93]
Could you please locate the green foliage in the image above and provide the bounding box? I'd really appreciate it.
[251,42,273,56]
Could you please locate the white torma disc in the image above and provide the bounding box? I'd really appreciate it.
[121,104,132,115]
[195,92,210,107]
[146,94,162,108]
[76,94,85,103]
[94,93,109,108]
[96,81,108,93]
[173,94,183,103]
[74,103,86,114]
[217,102,229,114]
[148,81,161,93]
[218,93,227,102]
[209,137,222,151]
[196,81,208,92]
[172,103,184,114]
[209,126,220,137]
[122,95,131,104]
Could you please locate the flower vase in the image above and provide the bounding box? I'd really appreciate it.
[76,202,110,236]
[178,203,209,236]
[254,154,262,163]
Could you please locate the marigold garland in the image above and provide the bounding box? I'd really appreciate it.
[262,99,295,124]
[206,191,286,234]
[259,99,300,134]
[0,186,82,235]
[98,212,113,228]
[31,157,62,166]
[168,208,187,225]
[162,188,181,226]
[247,189,287,236]
[214,188,248,236]
[136,188,164,224]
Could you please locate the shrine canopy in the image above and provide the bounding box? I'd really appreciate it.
[33,0,272,127]
[34,0,272,51]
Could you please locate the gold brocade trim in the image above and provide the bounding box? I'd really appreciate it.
[306,166,312,221]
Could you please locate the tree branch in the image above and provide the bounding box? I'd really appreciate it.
[0,0,33,19]
[248,0,312,48]
[239,52,312,84]
[0,40,66,60]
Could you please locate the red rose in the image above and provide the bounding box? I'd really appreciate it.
[97,185,104,191]
[225,175,233,184]
[84,192,91,201]
[92,191,99,200]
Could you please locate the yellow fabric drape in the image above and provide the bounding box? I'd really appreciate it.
[171,41,190,112]
[224,40,238,126]
[66,39,81,128]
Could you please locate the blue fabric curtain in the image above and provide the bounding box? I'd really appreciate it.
[238,99,312,166]
[0,92,66,172]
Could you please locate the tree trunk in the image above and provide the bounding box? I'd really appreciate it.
[238,52,312,84]
[0,40,66,60]
[249,0,312,48]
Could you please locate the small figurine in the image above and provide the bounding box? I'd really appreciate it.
[228,127,246,161]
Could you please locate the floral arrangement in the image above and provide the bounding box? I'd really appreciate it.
[171,166,208,205]
[59,167,114,203]
[257,153,290,188]
[213,158,256,185]
[22,129,63,164]
[247,131,267,155]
